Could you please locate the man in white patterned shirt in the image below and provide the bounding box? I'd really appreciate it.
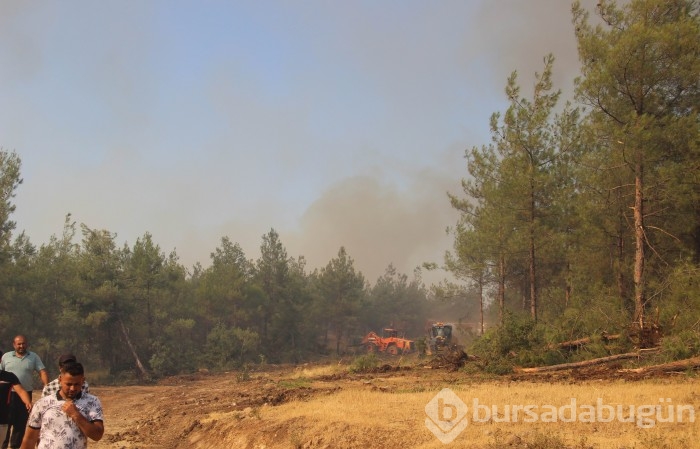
[41,354,89,398]
[20,362,104,449]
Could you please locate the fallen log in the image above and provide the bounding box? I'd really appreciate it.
[549,337,591,350]
[617,356,700,374]
[549,333,621,350]
[516,348,659,373]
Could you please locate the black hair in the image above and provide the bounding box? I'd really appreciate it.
[60,361,84,376]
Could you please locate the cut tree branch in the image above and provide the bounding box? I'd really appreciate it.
[516,348,659,373]
[617,356,700,375]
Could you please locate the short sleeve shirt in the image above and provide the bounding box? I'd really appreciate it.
[0,370,21,424]
[42,378,90,397]
[0,351,46,391]
[27,391,104,449]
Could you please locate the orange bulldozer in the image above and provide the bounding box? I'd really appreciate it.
[362,328,415,355]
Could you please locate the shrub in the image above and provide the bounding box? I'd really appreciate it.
[661,329,700,361]
[205,323,261,369]
[149,318,197,377]
[349,353,379,373]
[470,311,552,372]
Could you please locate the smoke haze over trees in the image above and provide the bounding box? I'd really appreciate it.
[0,0,698,379]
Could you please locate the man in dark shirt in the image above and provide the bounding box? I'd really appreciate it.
[1,335,48,449]
[0,370,31,444]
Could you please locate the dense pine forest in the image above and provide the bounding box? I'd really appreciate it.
[0,0,698,381]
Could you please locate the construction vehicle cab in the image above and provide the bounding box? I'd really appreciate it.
[428,322,453,354]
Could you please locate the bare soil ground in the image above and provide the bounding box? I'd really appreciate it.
[92,363,423,449]
[88,357,700,449]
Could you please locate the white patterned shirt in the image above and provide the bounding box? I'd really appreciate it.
[27,391,104,449]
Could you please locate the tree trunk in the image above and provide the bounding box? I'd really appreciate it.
[529,238,536,321]
[478,277,484,335]
[516,348,658,373]
[118,317,150,379]
[564,261,571,307]
[498,253,505,326]
[633,155,646,329]
[694,205,700,264]
[529,178,537,322]
[335,324,343,356]
[618,356,700,375]
[548,333,620,350]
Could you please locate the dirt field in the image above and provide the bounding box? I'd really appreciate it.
[88,357,700,449]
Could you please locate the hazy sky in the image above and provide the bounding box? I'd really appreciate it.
[0,1,592,285]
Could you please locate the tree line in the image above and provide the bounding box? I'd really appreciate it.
[442,0,700,369]
[0,209,475,379]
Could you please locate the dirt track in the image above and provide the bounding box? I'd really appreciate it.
[91,367,327,449]
[90,362,473,449]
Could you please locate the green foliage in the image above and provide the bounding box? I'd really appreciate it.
[364,264,430,341]
[573,0,700,327]
[148,341,178,377]
[0,1,699,382]
[315,247,367,355]
[0,150,22,253]
[448,55,576,323]
[470,311,562,373]
[539,292,635,363]
[205,323,261,370]
[149,318,197,377]
[660,330,700,361]
[474,312,529,354]
[197,237,252,329]
[236,364,251,382]
[349,353,379,373]
[659,264,700,332]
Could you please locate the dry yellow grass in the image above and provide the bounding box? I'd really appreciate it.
[256,375,700,448]
[91,362,700,449]
[289,363,346,379]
